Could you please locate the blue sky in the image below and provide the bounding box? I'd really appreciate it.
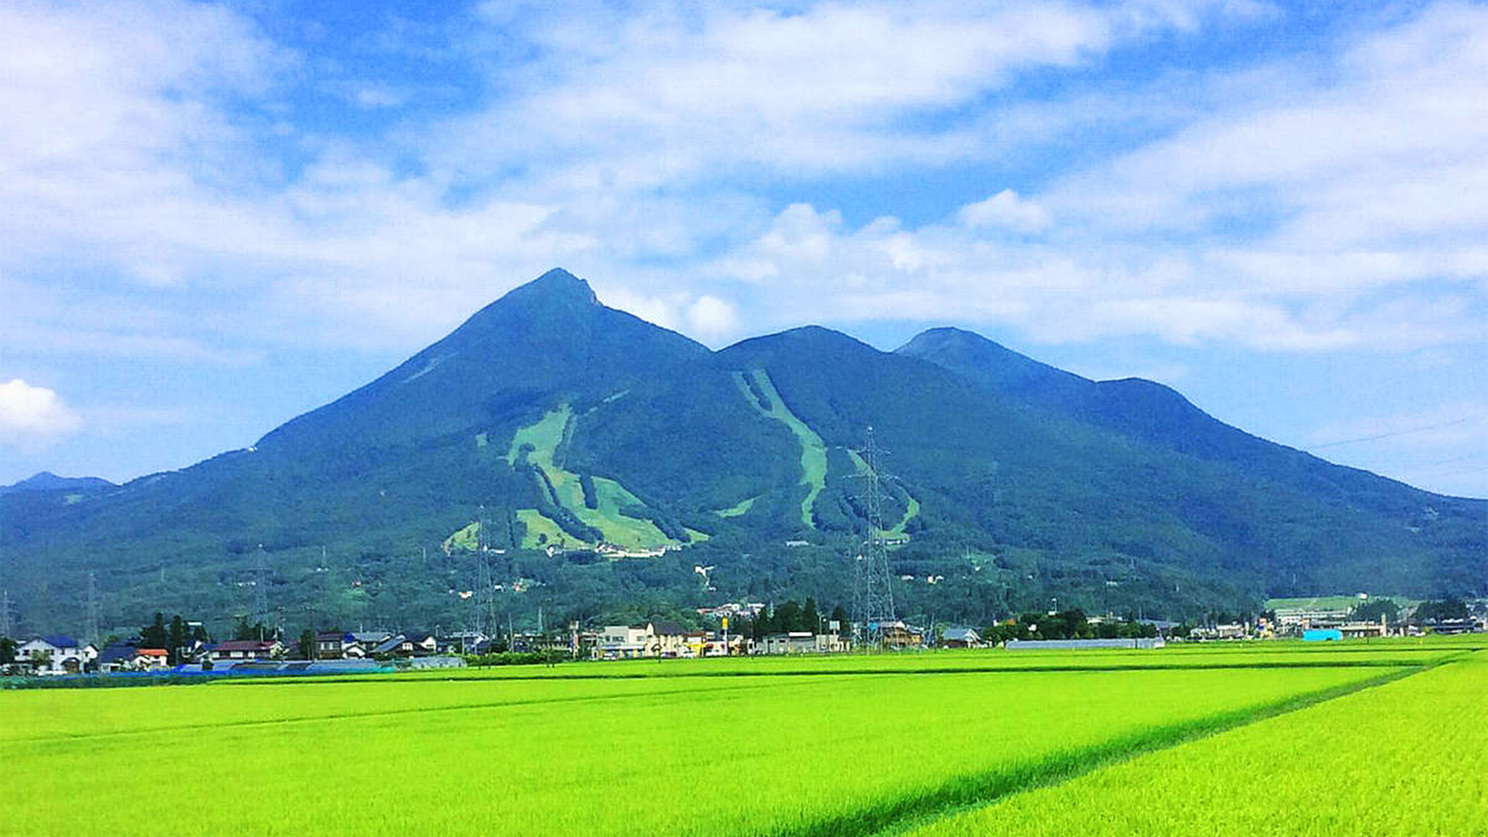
[1,0,1484,498]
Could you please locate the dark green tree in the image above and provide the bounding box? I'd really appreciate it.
[232,617,272,641]
[141,612,167,649]
[802,598,820,634]
[1413,599,1469,623]
[830,605,848,635]
[299,628,316,660]
[1351,598,1400,624]
[0,636,16,664]
[168,615,186,664]
[775,600,803,632]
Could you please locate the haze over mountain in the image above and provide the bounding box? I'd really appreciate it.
[2,270,1482,636]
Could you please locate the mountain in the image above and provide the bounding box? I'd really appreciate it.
[897,327,1441,511]
[0,472,115,496]
[2,270,1483,636]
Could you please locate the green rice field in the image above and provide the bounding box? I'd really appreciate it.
[1,638,1483,836]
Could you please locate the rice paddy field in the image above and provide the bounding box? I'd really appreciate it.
[2,637,1483,836]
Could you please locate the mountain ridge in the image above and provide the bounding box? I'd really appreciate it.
[0,472,115,496]
[2,268,1482,635]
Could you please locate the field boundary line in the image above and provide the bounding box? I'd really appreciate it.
[769,664,1432,837]
[198,657,1446,686]
[2,677,802,745]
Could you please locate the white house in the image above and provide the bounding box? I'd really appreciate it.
[594,624,654,659]
[19,635,98,674]
[756,632,848,655]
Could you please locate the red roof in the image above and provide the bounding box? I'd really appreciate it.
[137,648,168,658]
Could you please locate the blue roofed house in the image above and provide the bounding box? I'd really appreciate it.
[18,635,98,674]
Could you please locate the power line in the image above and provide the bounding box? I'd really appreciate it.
[1309,417,1471,450]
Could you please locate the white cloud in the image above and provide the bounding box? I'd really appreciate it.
[1,0,1483,365]
[1046,3,1488,277]
[0,379,82,449]
[438,1,1259,192]
[685,296,740,344]
[958,190,1053,235]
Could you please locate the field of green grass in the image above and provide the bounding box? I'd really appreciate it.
[847,448,921,538]
[505,405,679,550]
[1263,594,1418,611]
[906,653,1487,837]
[2,640,1481,836]
[734,369,828,528]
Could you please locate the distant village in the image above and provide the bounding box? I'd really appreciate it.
[4,593,1483,679]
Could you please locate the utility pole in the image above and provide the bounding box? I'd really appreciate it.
[1,588,14,637]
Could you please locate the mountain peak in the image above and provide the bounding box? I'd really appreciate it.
[898,327,1090,394]
[1,471,115,495]
[506,267,599,307]
[435,267,604,347]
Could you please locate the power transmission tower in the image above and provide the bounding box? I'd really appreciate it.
[85,571,99,646]
[253,544,269,637]
[852,426,897,647]
[475,506,495,640]
[1,588,14,637]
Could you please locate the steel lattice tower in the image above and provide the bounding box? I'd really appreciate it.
[253,544,269,632]
[853,426,897,646]
[475,506,492,639]
[85,571,99,646]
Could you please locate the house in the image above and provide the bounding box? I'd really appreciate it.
[97,641,141,672]
[209,640,282,661]
[757,632,850,655]
[941,627,983,648]
[133,648,170,670]
[649,621,690,657]
[314,632,346,658]
[1338,618,1389,639]
[371,633,438,657]
[437,631,490,655]
[1274,606,1350,634]
[594,624,654,659]
[701,633,749,656]
[682,629,712,658]
[879,623,924,648]
[18,635,98,674]
[1004,638,1166,650]
[347,630,392,648]
[312,632,370,659]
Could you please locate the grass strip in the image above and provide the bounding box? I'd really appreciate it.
[3,651,1455,692]
[770,664,1425,837]
[264,657,1442,683]
[2,677,803,743]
